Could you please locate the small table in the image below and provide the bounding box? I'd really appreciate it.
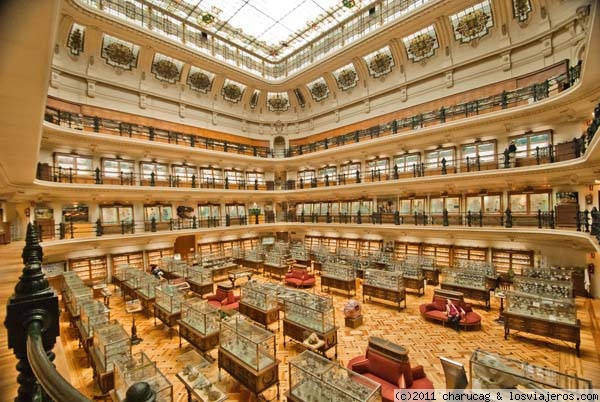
[494,291,506,324]
[125,299,143,345]
[228,267,253,287]
[302,337,326,357]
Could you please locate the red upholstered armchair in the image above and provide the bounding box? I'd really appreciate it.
[206,286,240,311]
[347,338,433,402]
[284,268,316,288]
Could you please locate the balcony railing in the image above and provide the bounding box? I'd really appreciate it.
[43,62,582,159]
[32,207,600,243]
[36,141,588,190]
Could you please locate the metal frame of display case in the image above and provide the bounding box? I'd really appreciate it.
[175,349,223,402]
[441,267,491,309]
[154,283,186,336]
[185,265,214,296]
[218,314,280,399]
[89,320,131,394]
[503,290,580,356]
[133,273,160,316]
[121,269,146,300]
[112,351,173,402]
[362,269,406,311]
[286,350,382,402]
[239,281,280,330]
[178,298,220,359]
[405,255,439,285]
[111,265,132,292]
[470,349,591,390]
[76,300,110,354]
[283,293,338,359]
[263,251,289,279]
[321,262,356,297]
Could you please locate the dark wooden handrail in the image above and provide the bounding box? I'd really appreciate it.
[27,320,89,402]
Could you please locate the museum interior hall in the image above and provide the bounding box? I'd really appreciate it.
[1,0,600,401]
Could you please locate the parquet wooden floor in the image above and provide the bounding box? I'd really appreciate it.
[1,241,599,402]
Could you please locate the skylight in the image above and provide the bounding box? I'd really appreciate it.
[77,0,432,79]
[147,0,362,58]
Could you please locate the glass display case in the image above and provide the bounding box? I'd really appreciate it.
[241,281,279,312]
[79,300,110,339]
[161,257,186,278]
[244,248,263,262]
[513,277,572,299]
[288,350,381,402]
[135,274,160,300]
[113,352,173,402]
[441,267,486,289]
[124,269,147,290]
[178,298,220,352]
[155,283,185,314]
[239,280,281,328]
[441,267,491,309]
[284,293,336,334]
[180,298,220,336]
[363,269,406,310]
[364,269,403,291]
[92,320,131,372]
[186,266,213,286]
[218,313,280,398]
[505,291,577,324]
[522,266,572,281]
[219,314,277,371]
[470,349,591,390]
[65,285,94,317]
[185,266,213,295]
[121,269,145,299]
[111,265,132,285]
[455,260,495,277]
[321,262,356,295]
[400,263,424,280]
[290,242,309,262]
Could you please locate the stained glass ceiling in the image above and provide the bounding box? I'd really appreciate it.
[147,0,365,59]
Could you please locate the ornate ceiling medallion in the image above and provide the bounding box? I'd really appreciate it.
[365,47,394,78]
[151,54,182,84]
[67,23,85,56]
[404,26,439,63]
[334,66,358,91]
[308,79,329,102]
[101,35,139,70]
[450,1,494,44]
[187,67,213,93]
[513,0,532,25]
[222,80,245,103]
[267,92,290,112]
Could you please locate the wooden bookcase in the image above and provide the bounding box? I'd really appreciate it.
[69,256,108,284]
[112,252,144,271]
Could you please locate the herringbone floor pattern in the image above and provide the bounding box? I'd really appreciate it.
[1,241,599,402]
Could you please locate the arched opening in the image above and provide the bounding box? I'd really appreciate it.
[273,136,286,158]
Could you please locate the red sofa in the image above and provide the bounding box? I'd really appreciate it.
[347,337,433,402]
[419,289,481,330]
[206,286,240,311]
[284,268,316,288]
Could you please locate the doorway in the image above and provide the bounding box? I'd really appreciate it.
[273,136,286,158]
